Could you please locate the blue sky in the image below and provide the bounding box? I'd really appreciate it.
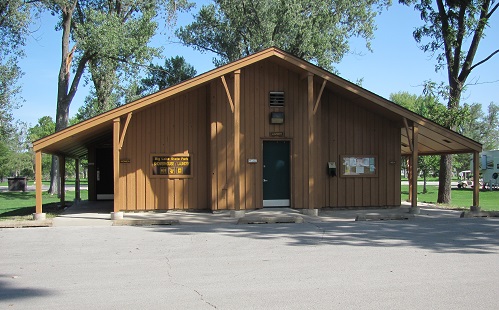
[14,2,498,126]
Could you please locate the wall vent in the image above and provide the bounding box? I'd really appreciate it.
[269,91,284,107]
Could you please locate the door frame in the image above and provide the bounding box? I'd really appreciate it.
[262,139,293,208]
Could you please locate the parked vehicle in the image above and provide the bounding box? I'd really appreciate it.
[472,150,499,190]
[457,170,473,188]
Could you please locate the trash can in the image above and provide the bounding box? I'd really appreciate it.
[7,177,27,192]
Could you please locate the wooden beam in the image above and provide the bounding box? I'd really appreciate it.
[473,151,480,207]
[35,151,43,214]
[407,156,412,203]
[113,118,121,213]
[307,72,315,209]
[119,112,132,150]
[221,75,235,113]
[233,70,241,210]
[411,124,419,209]
[403,118,413,152]
[313,79,327,114]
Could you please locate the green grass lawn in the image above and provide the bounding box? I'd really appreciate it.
[401,185,499,211]
[0,179,88,187]
[0,190,88,220]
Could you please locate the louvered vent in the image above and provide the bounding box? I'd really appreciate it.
[269,91,284,107]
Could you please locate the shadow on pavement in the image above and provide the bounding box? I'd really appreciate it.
[0,276,55,302]
[148,218,499,255]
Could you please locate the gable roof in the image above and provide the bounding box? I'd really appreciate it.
[33,47,481,157]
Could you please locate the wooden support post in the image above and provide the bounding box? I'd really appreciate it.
[233,70,241,210]
[411,124,419,211]
[75,158,81,202]
[407,156,412,202]
[473,151,480,207]
[307,73,315,209]
[59,155,66,207]
[113,118,121,213]
[35,151,43,214]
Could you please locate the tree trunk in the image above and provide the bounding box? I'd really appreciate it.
[423,170,427,194]
[48,1,89,195]
[437,154,453,204]
[47,156,59,195]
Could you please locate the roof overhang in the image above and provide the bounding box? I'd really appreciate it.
[32,47,482,158]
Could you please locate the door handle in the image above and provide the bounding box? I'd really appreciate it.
[263,179,268,182]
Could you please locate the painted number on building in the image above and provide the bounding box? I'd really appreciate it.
[152,155,191,176]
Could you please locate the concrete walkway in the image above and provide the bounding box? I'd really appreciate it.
[47,200,465,227]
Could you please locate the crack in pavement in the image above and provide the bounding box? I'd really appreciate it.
[164,255,217,309]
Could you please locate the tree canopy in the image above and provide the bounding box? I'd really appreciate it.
[177,0,391,70]
[39,0,192,194]
[137,56,197,96]
[399,0,498,204]
[0,0,36,142]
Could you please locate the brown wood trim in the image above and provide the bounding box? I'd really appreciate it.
[33,47,481,157]
[119,112,132,150]
[221,75,235,113]
[411,124,419,209]
[113,118,120,213]
[313,79,327,115]
[403,118,413,152]
[307,73,315,209]
[234,69,241,210]
[473,151,480,207]
[35,151,43,214]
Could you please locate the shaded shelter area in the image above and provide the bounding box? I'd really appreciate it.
[31,47,482,218]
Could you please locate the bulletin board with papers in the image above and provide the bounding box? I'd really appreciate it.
[340,155,377,177]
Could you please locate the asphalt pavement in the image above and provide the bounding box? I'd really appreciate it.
[1,207,498,309]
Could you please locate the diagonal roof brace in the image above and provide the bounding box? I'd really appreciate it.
[221,75,235,113]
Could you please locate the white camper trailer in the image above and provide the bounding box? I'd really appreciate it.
[476,150,499,189]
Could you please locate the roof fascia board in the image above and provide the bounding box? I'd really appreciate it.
[33,46,481,154]
[33,48,278,152]
[271,50,481,152]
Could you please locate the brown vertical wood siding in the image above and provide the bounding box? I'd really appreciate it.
[118,59,401,211]
[119,86,208,211]
[320,91,401,207]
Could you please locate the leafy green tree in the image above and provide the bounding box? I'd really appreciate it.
[40,0,192,194]
[399,0,499,204]
[0,140,11,180]
[138,56,197,96]
[77,3,163,117]
[177,0,391,70]
[0,0,37,145]
[454,102,499,172]
[28,116,56,179]
[3,122,34,178]
[391,91,446,193]
[458,102,499,151]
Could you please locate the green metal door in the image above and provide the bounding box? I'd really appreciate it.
[263,141,290,207]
